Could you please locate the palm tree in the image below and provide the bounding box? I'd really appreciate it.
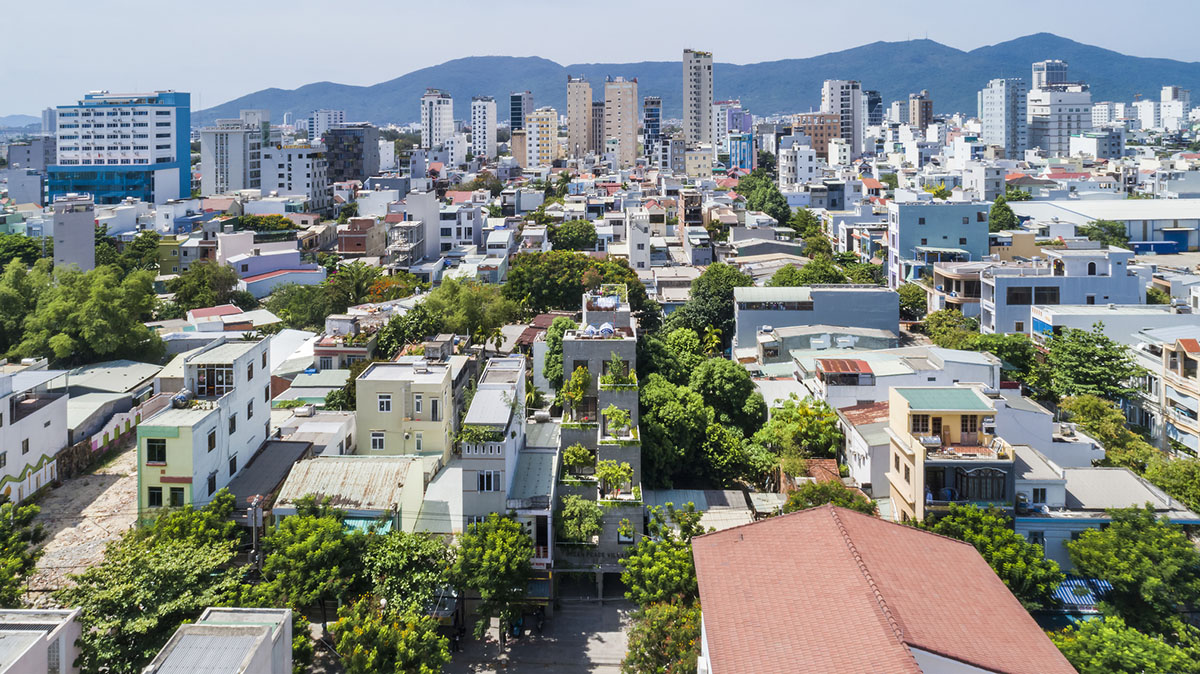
[489,326,504,354]
[328,261,381,310]
[703,326,722,357]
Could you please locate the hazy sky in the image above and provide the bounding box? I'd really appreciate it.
[5,0,1200,115]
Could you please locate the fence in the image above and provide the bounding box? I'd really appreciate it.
[57,393,173,480]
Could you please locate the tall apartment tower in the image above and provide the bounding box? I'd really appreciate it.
[590,101,605,155]
[420,89,454,149]
[683,49,714,147]
[864,90,884,126]
[820,80,865,157]
[643,97,662,158]
[1161,86,1192,131]
[470,96,497,159]
[978,78,1028,159]
[712,100,736,153]
[306,109,345,139]
[908,90,933,129]
[604,77,638,168]
[525,107,558,167]
[52,193,95,271]
[510,91,533,132]
[1028,85,1092,156]
[1031,60,1069,90]
[324,123,381,182]
[201,110,268,195]
[566,76,593,158]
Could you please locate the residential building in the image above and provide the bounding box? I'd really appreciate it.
[604,77,638,168]
[1032,59,1069,89]
[470,96,497,159]
[886,201,991,289]
[1069,127,1125,160]
[590,101,605,155]
[888,99,909,124]
[907,90,933,129]
[355,358,455,463]
[420,89,454,150]
[1156,337,1200,455]
[459,358,530,529]
[137,339,272,518]
[525,107,558,168]
[4,136,55,172]
[828,137,851,167]
[337,216,386,257]
[820,79,865,156]
[509,91,532,132]
[1161,85,1191,130]
[259,142,330,212]
[684,147,712,178]
[863,89,883,126]
[792,111,839,156]
[48,90,190,204]
[305,109,345,139]
[796,345,1000,410]
[777,144,817,191]
[642,97,662,158]
[1028,85,1092,156]
[887,385,1015,523]
[143,608,292,674]
[323,123,380,183]
[978,78,1028,158]
[0,370,67,504]
[712,100,737,153]
[199,110,267,196]
[727,132,753,171]
[275,455,425,530]
[925,260,991,317]
[52,193,95,271]
[732,285,899,350]
[683,49,714,147]
[566,76,592,158]
[1134,99,1160,130]
[979,245,1147,335]
[0,608,82,674]
[692,505,1076,674]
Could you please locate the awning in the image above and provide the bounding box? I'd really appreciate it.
[344,517,392,534]
[914,246,969,255]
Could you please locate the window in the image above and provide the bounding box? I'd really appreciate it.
[466,515,485,529]
[962,217,969,224]
[0,452,4,468]
[319,356,333,370]
[265,385,270,402]
[378,394,392,413]
[1027,531,1045,546]
[961,415,978,433]
[959,237,967,245]
[247,363,254,380]
[920,238,928,245]
[415,432,423,452]
[955,467,1007,502]
[229,455,237,476]
[169,487,185,507]
[370,432,385,451]
[431,397,441,422]
[478,470,500,492]
[1087,261,1097,276]
[262,352,268,368]
[229,414,237,434]
[1006,286,1033,305]
[1032,487,1047,504]
[918,217,926,225]
[207,472,216,496]
[904,465,911,483]
[195,364,235,397]
[1015,321,1025,333]
[247,401,254,420]
[894,454,900,472]
[1033,287,1060,305]
[911,414,930,434]
[148,486,163,508]
[207,430,217,452]
[414,394,423,414]
[21,439,28,455]
[146,438,167,464]
[47,638,61,674]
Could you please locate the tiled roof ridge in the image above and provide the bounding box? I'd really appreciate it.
[827,505,916,664]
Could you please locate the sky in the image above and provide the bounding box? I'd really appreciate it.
[5,0,1200,116]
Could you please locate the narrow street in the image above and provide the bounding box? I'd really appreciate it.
[24,443,139,606]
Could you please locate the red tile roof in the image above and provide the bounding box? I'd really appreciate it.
[861,177,885,190]
[839,400,890,425]
[805,458,840,483]
[241,269,325,283]
[1179,338,1200,354]
[187,304,243,319]
[816,358,871,374]
[692,506,1076,674]
[445,190,474,204]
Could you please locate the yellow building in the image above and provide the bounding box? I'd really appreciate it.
[685,147,713,179]
[525,107,558,168]
[604,77,638,168]
[157,234,187,275]
[566,76,592,159]
[989,230,1050,262]
[511,129,527,167]
[354,359,455,463]
[886,386,1014,522]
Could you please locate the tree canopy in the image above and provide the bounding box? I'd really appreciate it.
[1050,616,1198,674]
[639,374,715,488]
[898,283,928,320]
[736,168,791,225]
[363,531,454,615]
[782,480,877,516]
[1078,219,1130,248]
[453,513,533,638]
[621,503,705,606]
[549,220,598,251]
[166,260,256,313]
[988,195,1019,233]
[1060,395,1159,473]
[0,500,44,608]
[621,602,701,674]
[751,395,842,478]
[663,263,752,350]
[333,596,450,674]
[1044,324,1143,402]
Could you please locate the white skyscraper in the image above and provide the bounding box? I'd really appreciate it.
[199,109,267,196]
[306,109,345,139]
[1028,85,1092,156]
[470,96,497,159]
[420,89,454,150]
[820,80,866,156]
[978,78,1028,159]
[683,49,714,147]
[1031,60,1069,90]
[1161,86,1191,131]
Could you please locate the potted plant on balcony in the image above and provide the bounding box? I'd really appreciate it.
[559,366,590,423]
[602,404,633,440]
[562,442,595,477]
[596,459,633,499]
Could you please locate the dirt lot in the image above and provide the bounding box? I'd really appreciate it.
[24,443,139,605]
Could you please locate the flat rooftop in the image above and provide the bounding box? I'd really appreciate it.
[894,387,992,412]
[188,341,259,365]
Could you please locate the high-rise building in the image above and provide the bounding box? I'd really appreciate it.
[1134,100,1161,130]
[978,78,1028,159]
[864,90,884,126]
[683,49,714,147]
[1091,101,1116,127]
[590,101,605,155]
[888,100,909,125]
[48,90,191,205]
[260,142,330,211]
[306,109,345,139]
[1031,60,1069,90]
[820,80,865,156]
[525,107,557,167]
[908,90,933,129]
[52,193,95,271]
[199,109,268,196]
[727,132,754,171]
[40,107,56,136]
[604,77,638,167]
[642,97,662,158]
[324,123,381,182]
[792,112,839,156]
[509,91,532,132]
[511,129,527,167]
[712,100,737,153]
[1028,85,1092,156]
[567,76,593,158]
[470,97,497,159]
[420,89,454,150]
[1161,86,1191,131]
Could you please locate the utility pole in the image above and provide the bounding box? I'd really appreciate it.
[248,495,264,572]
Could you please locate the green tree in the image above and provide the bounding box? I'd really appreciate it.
[503,250,595,312]
[1060,395,1159,472]
[752,395,842,477]
[620,503,705,606]
[639,374,714,488]
[550,220,598,251]
[326,261,383,312]
[782,480,877,516]
[1147,286,1172,305]
[375,303,442,359]
[333,596,450,674]
[665,328,705,375]
[923,308,979,349]
[1005,186,1031,201]
[898,282,927,320]
[766,264,806,287]
[595,459,634,497]
[788,207,822,239]
[1078,219,1129,247]
[738,168,791,224]
[925,183,952,199]
[559,494,604,542]
[166,260,247,311]
[843,261,884,285]
[688,357,765,435]
[118,231,162,272]
[1050,616,1197,674]
[1068,504,1200,636]
[756,150,776,175]
[363,531,454,615]
[1044,324,1143,402]
[920,504,1063,610]
[1143,457,1200,514]
[796,255,848,284]
[542,316,577,392]
[621,602,701,674]
[0,258,52,355]
[878,173,899,190]
[453,513,533,638]
[700,423,754,487]
[0,501,44,607]
[968,333,1037,381]
[265,283,335,331]
[422,278,521,342]
[0,233,42,267]
[988,194,1019,233]
[560,365,590,418]
[663,263,752,349]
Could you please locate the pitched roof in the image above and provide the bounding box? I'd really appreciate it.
[816,358,871,374]
[861,177,885,190]
[1178,338,1200,354]
[692,506,1076,674]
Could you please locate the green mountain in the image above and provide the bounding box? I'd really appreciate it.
[195,33,1200,126]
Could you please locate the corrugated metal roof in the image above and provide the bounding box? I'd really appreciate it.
[816,358,871,374]
[509,451,556,501]
[154,631,259,673]
[189,341,258,366]
[894,387,992,412]
[733,286,812,302]
[275,456,417,512]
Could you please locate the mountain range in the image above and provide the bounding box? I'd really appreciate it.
[163,34,1200,127]
[0,114,40,129]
